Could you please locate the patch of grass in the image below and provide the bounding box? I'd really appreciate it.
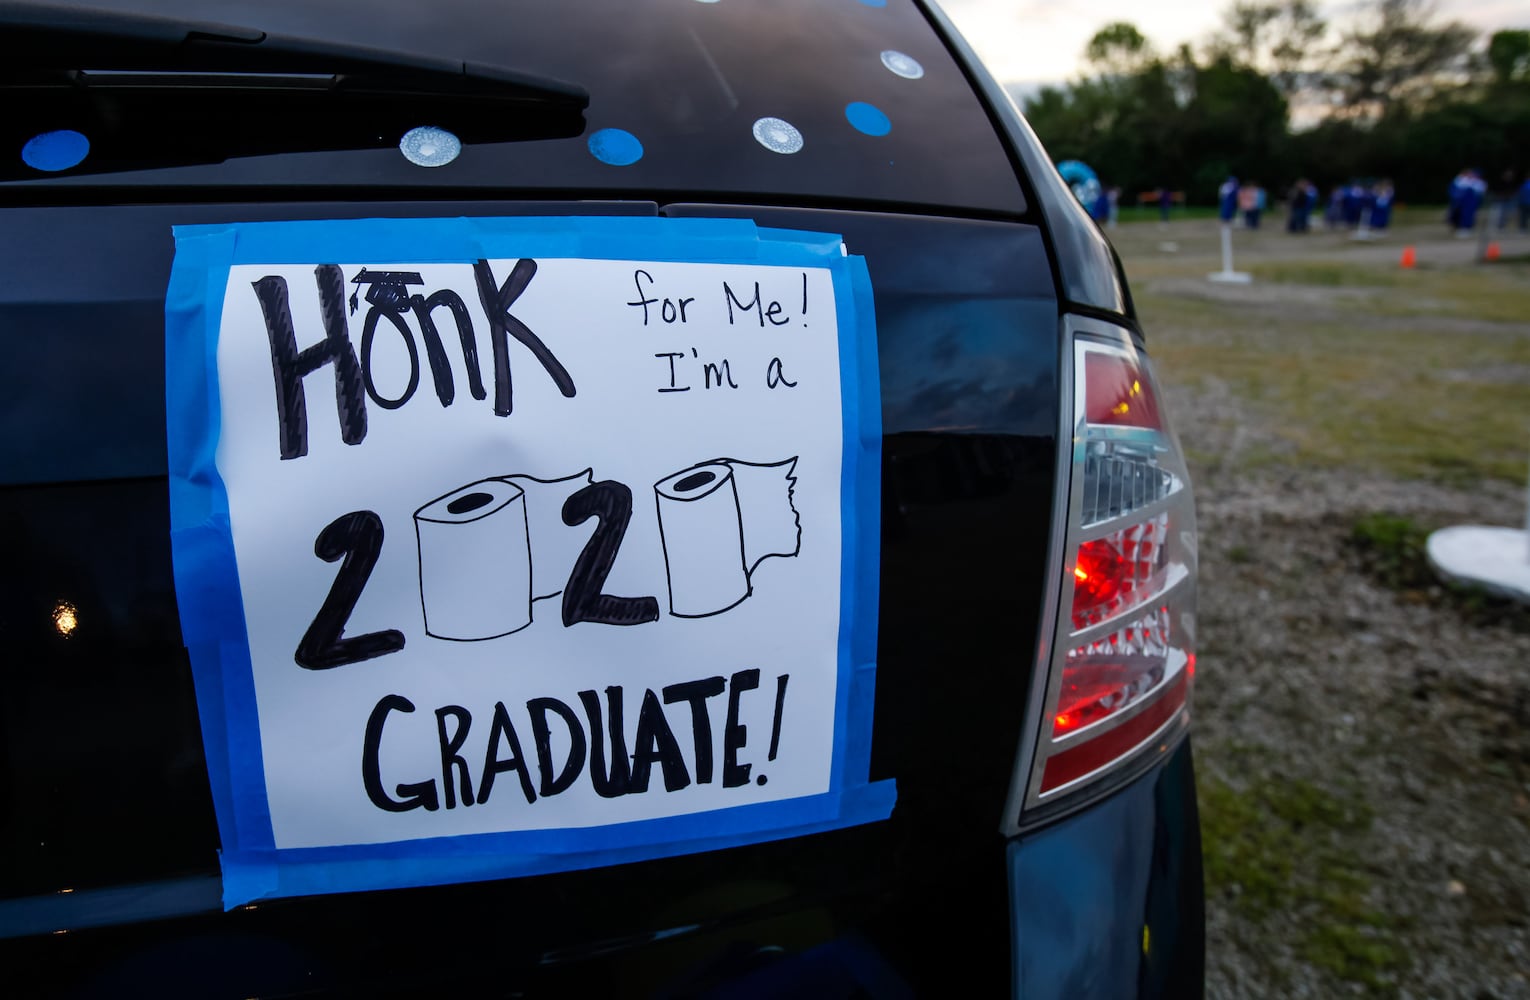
[1387,205,1449,227]
[1140,295,1530,484]
[1416,452,1490,489]
[1127,224,1528,541]
[1250,261,1402,287]
[1200,775,1295,913]
[1368,262,1530,324]
[1115,205,1222,224]
[1301,921,1409,992]
[1199,772,1406,993]
[1350,513,1434,590]
[1348,512,1530,630]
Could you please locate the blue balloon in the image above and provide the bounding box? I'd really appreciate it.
[1056,160,1098,185]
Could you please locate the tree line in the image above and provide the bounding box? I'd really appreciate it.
[1017,0,1530,205]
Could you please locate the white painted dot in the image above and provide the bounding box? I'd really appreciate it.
[400,126,461,167]
[752,117,803,154]
[881,50,924,79]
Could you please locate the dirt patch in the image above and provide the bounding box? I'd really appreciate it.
[1118,218,1530,998]
[1193,495,1530,999]
[1148,276,1379,310]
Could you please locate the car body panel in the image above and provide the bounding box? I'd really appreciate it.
[1010,737,1204,999]
[0,1,1202,994]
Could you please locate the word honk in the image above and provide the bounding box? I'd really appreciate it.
[252,259,575,460]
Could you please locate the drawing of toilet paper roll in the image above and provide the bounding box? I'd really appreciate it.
[414,479,532,640]
[498,470,595,600]
[654,458,800,618]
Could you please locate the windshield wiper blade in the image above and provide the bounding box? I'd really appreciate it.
[0,1,589,105]
[0,1,589,178]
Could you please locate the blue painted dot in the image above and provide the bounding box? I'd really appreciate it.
[21,130,89,172]
[845,102,891,137]
[858,0,887,7]
[588,128,644,166]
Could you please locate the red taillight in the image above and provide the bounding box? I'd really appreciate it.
[1083,351,1163,429]
[1072,539,1126,619]
[1070,516,1168,630]
[1042,671,1189,792]
[1053,657,1151,733]
[1018,331,1197,816]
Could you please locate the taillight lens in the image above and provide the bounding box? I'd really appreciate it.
[1025,332,1197,807]
[1082,349,1164,429]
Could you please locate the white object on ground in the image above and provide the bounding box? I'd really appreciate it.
[1426,526,1530,604]
[1207,224,1251,283]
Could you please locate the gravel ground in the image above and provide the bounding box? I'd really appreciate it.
[1186,436,1530,1000]
[1117,219,1530,998]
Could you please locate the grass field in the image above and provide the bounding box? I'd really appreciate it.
[1106,216,1530,998]
[1117,222,1530,484]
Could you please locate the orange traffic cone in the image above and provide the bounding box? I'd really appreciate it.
[1485,242,1501,261]
[1400,246,1416,268]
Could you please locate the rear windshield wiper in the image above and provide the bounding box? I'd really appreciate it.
[0,1,589,178]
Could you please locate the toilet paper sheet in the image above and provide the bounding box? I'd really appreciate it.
[654,458,800,618]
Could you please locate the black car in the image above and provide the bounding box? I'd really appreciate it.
[0,1,1202,996]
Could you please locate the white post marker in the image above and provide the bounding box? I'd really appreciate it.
[1425,457,1530,604]
[1351,210,1376,242]
[1208,223,1251,284]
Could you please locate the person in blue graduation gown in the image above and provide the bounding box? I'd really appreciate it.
[1456,170,1485,233]
[1219,176,1239,223]
[1369,181,1394,230]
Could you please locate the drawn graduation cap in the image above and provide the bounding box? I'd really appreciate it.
[349,267,424,314]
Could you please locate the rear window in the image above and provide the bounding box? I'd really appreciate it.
[4,0,1026,216]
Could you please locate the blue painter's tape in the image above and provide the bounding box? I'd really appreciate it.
[165,216,893,907]
[174,215,779,268]
[169,522,245,646]
[221,788,899,911]
[221,782,897,907]
[843,254,882,786]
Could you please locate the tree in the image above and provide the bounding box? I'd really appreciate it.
[1084,22,1154,78]
[1023,25,1289,201]
[1015,0,1517,204]
[1330,0,1477,119]
[1486,29,1530,86]
[1211,0,1328,95]
[1180,56,1291,194]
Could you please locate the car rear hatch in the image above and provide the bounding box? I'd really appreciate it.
[0,0,1066,993]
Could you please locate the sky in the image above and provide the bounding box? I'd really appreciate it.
[938,0,1530,92]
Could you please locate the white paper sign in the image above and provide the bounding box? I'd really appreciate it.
[212,252,848,849]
